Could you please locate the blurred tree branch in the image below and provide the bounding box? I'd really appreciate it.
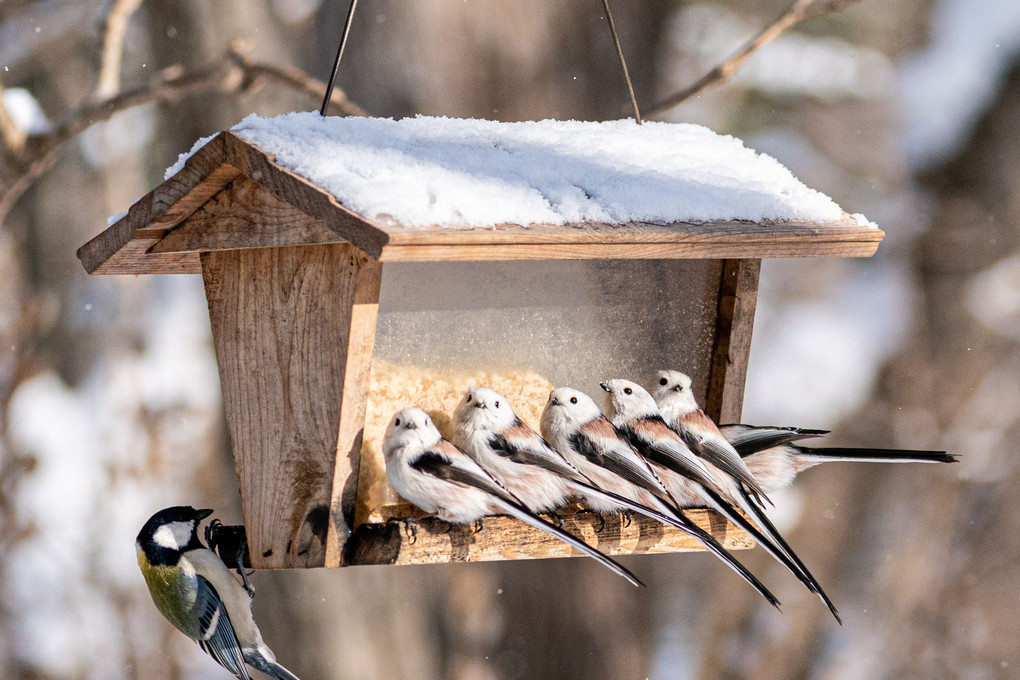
[96,0,144,100]
[0,41,367,223]
[647,0,863,118]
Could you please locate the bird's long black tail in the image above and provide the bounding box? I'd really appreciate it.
[575,482,781,608]
[796,447,956,465]
[704,488,842,624]
[497,498,645,588]
[735,488,842,624]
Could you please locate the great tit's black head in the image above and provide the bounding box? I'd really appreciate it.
[136,506,213,565]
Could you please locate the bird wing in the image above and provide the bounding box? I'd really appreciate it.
[720,424,829,455]
[675,418,771,503]
[488,421,587,482]
[410,446,521,506]
[195,575,251,680]
[412,442,644,588]
[571,419,672,501]
[623,417,722,492]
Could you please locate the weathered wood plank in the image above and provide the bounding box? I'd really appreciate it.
[77,136,237,273]
[705,259,761,423]
[342,506,754,567]
[201,243,378,569]
[152,175,346,255]
[325,256,382,567]
[220,132,390,259]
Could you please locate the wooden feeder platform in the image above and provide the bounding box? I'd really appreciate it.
[78,127,882,570]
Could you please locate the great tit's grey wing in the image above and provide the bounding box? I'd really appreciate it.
[488,421,588,483]
[720,424,829,455]
[195,576,251,680]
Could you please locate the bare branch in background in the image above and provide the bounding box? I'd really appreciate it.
[0,81,27,156]
[0,42,368,223]
[95,0,144,100]
[646,0,863,118]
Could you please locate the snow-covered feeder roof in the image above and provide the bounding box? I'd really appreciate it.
[79,113,881,275]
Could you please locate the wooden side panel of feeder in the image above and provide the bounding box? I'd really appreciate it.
[202,243,381,569]
[705,259,760,424]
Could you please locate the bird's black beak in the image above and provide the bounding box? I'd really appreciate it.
[474,402,487,409]
[599,381,610,392]
[196,508,214,520]
[673,385,683,392]
[550,396,562,406]
[405,421,418,430]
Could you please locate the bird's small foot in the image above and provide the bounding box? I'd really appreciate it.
[236,535,255,599]
[204,518,223,552]
[388,517,420,544]
[472,519,485,534]
[546,512,565,528]
[621,510,633,529]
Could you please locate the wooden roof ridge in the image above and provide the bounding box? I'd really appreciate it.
[77,129,885,275]
[77,131,388,274]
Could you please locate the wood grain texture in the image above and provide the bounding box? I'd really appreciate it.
[342,506,754,567]
[201,243,378,569]
[220,132,389,258]
[77,135,237,273]
[324,256,382,567]
[704,259,761,423]
[152,175,345,254]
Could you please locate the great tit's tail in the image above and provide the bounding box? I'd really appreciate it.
[245,651,303,680]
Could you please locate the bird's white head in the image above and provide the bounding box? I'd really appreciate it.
[600,379,659,421]
[541,387,602,436]
[383,407,442,460]
[650,369,699,415]
[453,386,518,434]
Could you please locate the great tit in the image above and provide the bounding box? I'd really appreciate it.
[136,506,302,680]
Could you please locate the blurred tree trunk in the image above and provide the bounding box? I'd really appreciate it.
[698,56,1020,679]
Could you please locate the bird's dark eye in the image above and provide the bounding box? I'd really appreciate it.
[494,401,500,408]
[395,417,401,427]
[569,396,577,404]
[624,387,632,395]
[466,394,472,403]
[659,377,668,386]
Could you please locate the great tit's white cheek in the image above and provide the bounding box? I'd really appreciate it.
[152,521,194,550]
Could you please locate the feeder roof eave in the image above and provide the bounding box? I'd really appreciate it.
[77,132,884,276]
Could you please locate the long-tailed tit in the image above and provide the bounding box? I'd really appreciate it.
[720,424,957,493]
[383,407,644,587]
[650,369,769,503]
[541,387,780,609]
[450,386,678,524]
[601,378,841,623]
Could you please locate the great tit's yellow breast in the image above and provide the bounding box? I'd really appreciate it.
[137,548,201,639]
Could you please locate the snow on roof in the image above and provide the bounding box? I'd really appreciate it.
[167,112,860,229]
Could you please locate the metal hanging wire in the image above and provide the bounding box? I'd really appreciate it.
[599,0,642,123]
[320,0,360,116]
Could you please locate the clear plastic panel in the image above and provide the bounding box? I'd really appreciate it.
[358,259,723,523]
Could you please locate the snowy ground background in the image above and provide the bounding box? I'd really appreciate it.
[2,0,1019,678]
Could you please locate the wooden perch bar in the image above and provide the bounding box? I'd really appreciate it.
[341,506,755,567]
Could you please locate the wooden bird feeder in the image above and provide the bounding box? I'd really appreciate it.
[78,116,883,570]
